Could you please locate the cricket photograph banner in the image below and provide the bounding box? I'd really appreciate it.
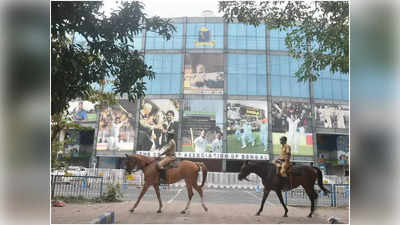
[137,99,180,152]
[183,53,224,94]
[68,100,97,122]
[315,103,349,129]
[337,135,349,165]
[226,100,269,155]
[270,99,313,156]
[181,99,224,154]
[96,100,136,153]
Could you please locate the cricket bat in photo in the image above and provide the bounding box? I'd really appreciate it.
[273,103,282,113]
[119,104,129,114]
[190,128,194,151]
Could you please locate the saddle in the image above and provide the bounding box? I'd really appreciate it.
[157,158,180,169]
[157,158,180,184]
[274,163,302,190]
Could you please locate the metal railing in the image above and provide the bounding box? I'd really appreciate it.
[79,169,349,207]
[284,184,349,207]
[51,175,104,199]
[86,168,144,186]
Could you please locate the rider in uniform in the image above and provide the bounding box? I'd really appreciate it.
[157,131,176,183]
[276,136,293,187]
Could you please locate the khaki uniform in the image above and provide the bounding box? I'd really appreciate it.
[158,139,176,168]
[277,144,291,177]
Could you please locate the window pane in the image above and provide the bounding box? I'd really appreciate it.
[228,54,267,95]
[281,76,290,96]
[145,54,182,94]
[228,23,265,50]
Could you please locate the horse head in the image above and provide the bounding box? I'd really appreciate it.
[124,154,157,175]
[124,154,142,175]
[238,160,255,181]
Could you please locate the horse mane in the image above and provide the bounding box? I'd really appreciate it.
[133,154,157,167]
[249,161,277,181]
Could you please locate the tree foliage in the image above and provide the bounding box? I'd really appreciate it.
[219,1,349,81]
[51,1,176,116]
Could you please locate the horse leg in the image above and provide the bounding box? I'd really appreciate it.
[255,188,270,216]
[153,184,163,213]
[275,190,288,217]
[192,183,207,212]
[304,185,317,218]
[129,183,150,213]
[181,180,193,214]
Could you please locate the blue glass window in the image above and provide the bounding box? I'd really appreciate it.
[228,24,266,50]
[74,32,142,50]
[227,54,267,95]
[269,55,309,98]
[146,24,183,49]
[144,54,182,94]
[186,23,224,49]
[313,68,349,100]
[269,29,290,51]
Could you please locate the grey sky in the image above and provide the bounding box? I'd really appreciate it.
[103,0,222,18]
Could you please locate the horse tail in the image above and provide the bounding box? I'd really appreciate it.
[314,166,330,196]
[196,162,208,188]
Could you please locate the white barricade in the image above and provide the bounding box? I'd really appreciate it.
[88,168,346,190]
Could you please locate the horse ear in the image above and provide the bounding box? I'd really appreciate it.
[125,154,129,158]
[244,160,249,165]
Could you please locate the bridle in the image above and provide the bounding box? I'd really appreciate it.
[124,157,149,174]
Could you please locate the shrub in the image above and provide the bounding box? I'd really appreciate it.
[102,184,123,202]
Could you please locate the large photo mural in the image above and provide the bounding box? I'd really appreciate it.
[96,100,136,152]
[270,100,313,156]
[183,53,224,94]
[227,100,269,154]
[315,103,349,129]
[181,99,224,153]
[68,100,97,122]
[137,99,180,152]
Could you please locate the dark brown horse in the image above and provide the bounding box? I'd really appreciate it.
[238,161,330,218]
[124,154,208,214]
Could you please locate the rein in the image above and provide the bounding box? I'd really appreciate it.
[126,155,156,173]
[243,177,258,183]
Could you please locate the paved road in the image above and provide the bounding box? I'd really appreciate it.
[119,185,340,207]
[52,186,349,224]
[52,187,349,224]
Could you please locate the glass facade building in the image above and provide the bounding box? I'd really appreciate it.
[92,17,349,174]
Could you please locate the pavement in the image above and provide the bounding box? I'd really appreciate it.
[52,187,349,224]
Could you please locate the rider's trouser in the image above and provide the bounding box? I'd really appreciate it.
[158,156,176,168]
[276,159,290,177]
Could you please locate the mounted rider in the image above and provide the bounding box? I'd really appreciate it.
[157,130,176,170]
[275,136,293,187]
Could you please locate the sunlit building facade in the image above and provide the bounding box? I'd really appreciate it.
[83,17,349,176]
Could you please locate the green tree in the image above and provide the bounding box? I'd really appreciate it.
[51,1,176,116]
[51,1,175,166]
[219,1,349,81]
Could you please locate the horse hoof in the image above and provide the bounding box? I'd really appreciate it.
[181,210,186,214]
[157,210,162,213]
[129,209,134,213]
[307,215,312,218]
[283,214,288,217]
[255,213,260,216]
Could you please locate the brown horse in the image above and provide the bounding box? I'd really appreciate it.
[123,154,208,214]
[238,161,330,218]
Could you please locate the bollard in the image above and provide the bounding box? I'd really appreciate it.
[90,211,115,224]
